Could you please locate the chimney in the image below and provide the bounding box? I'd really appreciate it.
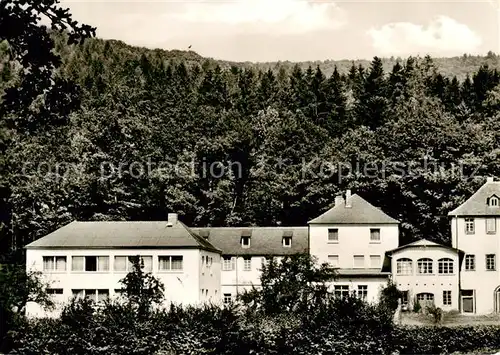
[335,195,345,207]
[487,177,495,183]
[167,213,178,227]
[345,189,352,208]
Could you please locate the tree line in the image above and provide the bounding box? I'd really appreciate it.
[2,1,500,261]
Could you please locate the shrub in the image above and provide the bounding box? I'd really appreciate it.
[412,298,421,313]
[426,303,443,324]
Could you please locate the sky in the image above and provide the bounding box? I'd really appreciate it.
[60,0,499,62]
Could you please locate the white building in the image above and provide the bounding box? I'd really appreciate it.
[449,176,500,314]
[308,190,399,303]
[25,213,221,317]
[191,227,308,303]
[26,177,500,316]
[386,239,463,311]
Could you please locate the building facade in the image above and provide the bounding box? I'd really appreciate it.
[26,177,500,316]
[449,176,500,314]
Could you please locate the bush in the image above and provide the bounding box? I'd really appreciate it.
[9,297,500,355]
[391,325,500,354]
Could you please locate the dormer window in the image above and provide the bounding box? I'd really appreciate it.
[283,236,292,247]
[241,236,250,248]
[489,196,499,207]
[241,230,251,248]
[283,231,293,247]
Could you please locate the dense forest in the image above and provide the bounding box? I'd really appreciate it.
[2,34,500,256]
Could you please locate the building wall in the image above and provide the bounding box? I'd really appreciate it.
[451,216,500,314]
[329,277,389,304]
[26,248,220,317]
[199,250,222,304]
[391,247,460,311]
[309,224,399,267]
[220,256,283,301]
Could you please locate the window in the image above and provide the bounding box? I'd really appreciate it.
[72,289,84,299]
[202,255,205,267]
[353,255,364,268]
[417,258,433,274]
[465,218,475,234]
[223,293,232,304]
[443,290,452,306]
[465,255,475,271]
[223,256,235,271]
[328,228,338,242]
[417,293,434,302]
[334,285,350,299]
[396,258,413,275]
[72,289,109,302]
[487,218,497,234]
[486,254,496,271]
[438,258,454,274]
[47,288,63,295]
[43,256,66,271]
[114,256,152,272]
[283,236,292,247]
[241,236,250,248]
[158,255,183,271]
[328,255,339,267]
[357,285,368,300]
[490,196,499,207]
[370,228,381,242]
[71,256,109,272]
[243,256,251,271]
[370,255,381,269]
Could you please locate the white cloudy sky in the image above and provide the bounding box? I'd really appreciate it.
[61,0,499,62]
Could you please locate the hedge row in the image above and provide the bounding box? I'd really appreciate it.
[8,299,500,354]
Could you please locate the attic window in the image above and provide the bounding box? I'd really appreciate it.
[489,196,499,207]
[282,231,293,247]
[241,236,250,248]
[241,230,251,248]
[283,236,292,247]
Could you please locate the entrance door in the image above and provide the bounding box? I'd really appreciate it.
[461,290,475,313]
[495,287,500,313]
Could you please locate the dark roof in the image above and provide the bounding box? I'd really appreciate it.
[448,180,500,216]
[25,220,221,253]
[386,239,463,255]
[335,268,391,277]
[191,227,308,256]
[308,194,399,224]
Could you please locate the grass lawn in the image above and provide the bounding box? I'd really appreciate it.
[401,311,500,327]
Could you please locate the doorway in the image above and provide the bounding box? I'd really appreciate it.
[461,289,475,313]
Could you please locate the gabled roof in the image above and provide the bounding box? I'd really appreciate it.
[448,179,500,216]
[308,194,399,224]
[191,227,308,256]
[386,239,463,255]
[25,220,221,253]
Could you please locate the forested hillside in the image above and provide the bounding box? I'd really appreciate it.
[2,36,500,254]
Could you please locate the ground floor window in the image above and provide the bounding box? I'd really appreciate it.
[357,285,368,300]
[417,293,434,302]
[334,285,350,299]
[72,289,109,302]
[223,293,232,304]
[443,290,452,306]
